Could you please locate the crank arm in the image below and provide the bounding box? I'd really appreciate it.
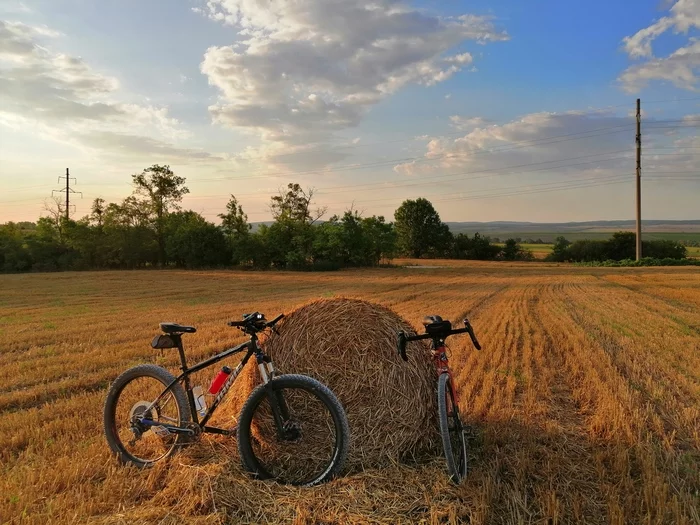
[202,425,237,436]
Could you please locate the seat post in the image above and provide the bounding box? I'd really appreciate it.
[174,334,188,371]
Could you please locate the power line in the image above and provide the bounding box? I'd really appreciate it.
[192,120,694,188]
[642,96,700,105]
[318,172,634,208]
[5,148,698,208]
[203,175,638,215]
[194,117,696,184]
[185,149,635,200]
[196,125,635,183]
[188,98,700,165]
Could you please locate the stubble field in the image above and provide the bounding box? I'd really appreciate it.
[1,262,699,524]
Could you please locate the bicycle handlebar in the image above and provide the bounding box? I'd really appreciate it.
[227,313,285,330]
[397,318,481,361]
[464,320,482,351]
[266,313,284,327]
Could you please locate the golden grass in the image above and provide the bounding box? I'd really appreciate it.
[1,262,699,524]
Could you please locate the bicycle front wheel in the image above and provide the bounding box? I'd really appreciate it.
[237,374,350,486]
[437,372,467,483]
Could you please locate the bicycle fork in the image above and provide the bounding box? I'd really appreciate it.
[433,346,461,408]
[257,350,300,442]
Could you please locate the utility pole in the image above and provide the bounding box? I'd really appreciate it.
[52,168,82,220]
[636,98,642,261]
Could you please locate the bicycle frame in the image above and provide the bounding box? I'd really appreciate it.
[141,331,275,436]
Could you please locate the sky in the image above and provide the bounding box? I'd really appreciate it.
[1,0,699,224]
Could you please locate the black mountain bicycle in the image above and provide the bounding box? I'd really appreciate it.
[103,312,350,487]
[398,315,481,483]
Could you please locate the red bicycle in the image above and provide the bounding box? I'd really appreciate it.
[398,316,481,483]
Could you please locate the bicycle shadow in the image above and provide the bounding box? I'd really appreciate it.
[182,412,691,525]
[451,415,671,525]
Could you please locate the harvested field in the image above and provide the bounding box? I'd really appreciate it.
[1,262,699,524]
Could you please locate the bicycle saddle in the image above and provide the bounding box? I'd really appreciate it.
[159,322,197,334]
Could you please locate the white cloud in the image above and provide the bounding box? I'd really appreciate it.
[619,0,700,92]
[620,39,700,92]
[197,0,508,168]
[0,19,212,162]
[449,115,490,131]
[394,110,687,178]
[622,18,674,59]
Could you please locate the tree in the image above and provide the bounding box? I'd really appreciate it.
[452,232,501,260]
[165,211,228,268]
[270,183,326,224]
[501,238,534,261]
[643,239,686,259]
[547,236,571,262]
[261,183,324,269]
[361,215,397,264]
[219,195,251,237]
[42,196,67,243]
[312,211,397,267]
[502,239,519,261]
[132,164,189,266]
[394,198,452,258]
[104,196,152,229]
[219,194,252,265]
[101,196,158,268]
[566,239,608,262]
[606,231,636,260]
[0,222,32,272]
[90,198,106,229]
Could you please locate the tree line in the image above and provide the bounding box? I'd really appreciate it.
[2,165,689,273]
[546,232,687,262]
[0,165,538,273]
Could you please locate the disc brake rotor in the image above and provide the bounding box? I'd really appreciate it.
[129,400,155,422]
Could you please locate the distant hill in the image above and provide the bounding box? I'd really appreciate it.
[251,219,700,234]
[443,220,700,242]
[444,220,700,232]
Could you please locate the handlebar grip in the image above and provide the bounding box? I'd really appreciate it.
[228,320,246,327]
[469,331,481,350]
[267,313,284,327]
[397,331,408,361]
[464,319,481,350]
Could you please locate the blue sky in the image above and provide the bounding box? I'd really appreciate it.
[1,0,699,223]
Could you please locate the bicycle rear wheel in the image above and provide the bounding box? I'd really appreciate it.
[103,364,192,468]
[237,374,350,486]
[437,372,467,483]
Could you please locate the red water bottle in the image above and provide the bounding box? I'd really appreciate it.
[208,366,232,394]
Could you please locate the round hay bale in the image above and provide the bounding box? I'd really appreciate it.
[228,297,439,471]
